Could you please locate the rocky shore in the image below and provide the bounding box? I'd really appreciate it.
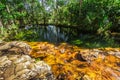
[0,41,120,80]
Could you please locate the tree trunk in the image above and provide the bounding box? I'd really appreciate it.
[41,0,46,25]
[6,5,15,25]
[0,19,4,35]
[0,19,3,27]
[79,0,82,18]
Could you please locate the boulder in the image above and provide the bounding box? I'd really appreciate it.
[0,41,55,80]
[0,55,54,80]
[0,41,31,55]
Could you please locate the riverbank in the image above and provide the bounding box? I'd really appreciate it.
[0,41,120,79]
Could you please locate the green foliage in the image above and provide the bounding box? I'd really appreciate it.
[14,29,37,41]
[1,0,120,31]
[35,58,41,62]
[0,3,5,10]
[70,34,119,48]
[80,0,119,32]
[0,0,120,47]
[0,24,18,41]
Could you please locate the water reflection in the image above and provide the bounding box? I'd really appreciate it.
[25,25,77,43]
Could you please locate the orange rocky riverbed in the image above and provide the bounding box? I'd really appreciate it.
[27,42,120,80]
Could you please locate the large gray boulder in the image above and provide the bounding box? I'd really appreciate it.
[0,41,55,80]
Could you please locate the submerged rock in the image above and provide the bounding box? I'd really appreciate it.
[81,75,91,80]
[77,49,99,62]
[27,42,120,80]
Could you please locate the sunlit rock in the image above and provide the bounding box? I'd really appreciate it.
[0,41,31,55]
[0,41,54,80]
[81,75,91,80]
[0,55,54,80]
[78,50,99,62]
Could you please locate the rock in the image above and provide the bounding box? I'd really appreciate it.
[0,54,55,80]
[105,67,120,80]
[0,41,31,55]
[75,53,86,62]
[107,51,120,58]
[81,75,91,80]
[75,51,99,62]
[114,52,120,58]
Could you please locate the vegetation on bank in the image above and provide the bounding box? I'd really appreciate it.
[0,0,120,47]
